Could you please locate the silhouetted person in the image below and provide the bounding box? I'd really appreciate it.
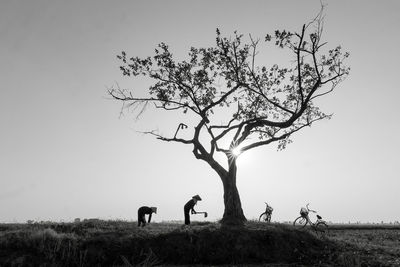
[184,195,202,225]
[137,206,157,227]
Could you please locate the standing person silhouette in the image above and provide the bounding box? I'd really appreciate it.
[184,195,202,225]
[137,206,157,227]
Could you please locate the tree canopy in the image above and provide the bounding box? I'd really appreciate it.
[109,11,350,225]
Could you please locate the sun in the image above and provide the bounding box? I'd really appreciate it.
[231,147,242,157]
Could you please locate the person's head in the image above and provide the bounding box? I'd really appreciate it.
[151,207,157,214]
[192,195,202,201]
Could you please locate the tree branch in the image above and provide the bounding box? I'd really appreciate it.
[139,129,193,144]
[240,114,328,153]
[173,123,188,139]
[296,25,306,103]
[108,86,200,115]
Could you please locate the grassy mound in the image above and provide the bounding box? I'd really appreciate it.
[137,224,336,265]
[0,220,361,266]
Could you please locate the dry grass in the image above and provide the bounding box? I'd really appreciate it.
[0,220,398,266]
[326,227,400,266]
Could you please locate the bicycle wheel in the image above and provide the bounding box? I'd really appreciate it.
[315,221,328,233]
[293,216,307,228]
[266,214,271,223]
[259,213,271,222]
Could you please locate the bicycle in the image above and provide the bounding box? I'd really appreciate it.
[259,202,273,223]
[293,203,328,233]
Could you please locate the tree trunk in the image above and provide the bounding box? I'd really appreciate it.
[220,158,247,226]
[194,147,247,226]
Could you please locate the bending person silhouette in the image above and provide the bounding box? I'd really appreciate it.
[184,195,202,225]
[137,206,157,227]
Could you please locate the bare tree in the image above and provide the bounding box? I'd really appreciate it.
[109,11,350,225]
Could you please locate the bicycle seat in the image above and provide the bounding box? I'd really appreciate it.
[317,215,322,220]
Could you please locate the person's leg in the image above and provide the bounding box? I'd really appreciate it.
[141,215,146,227]
[138,210,146,227]
[184,209,190,225]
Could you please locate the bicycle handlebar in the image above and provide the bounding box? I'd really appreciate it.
[306,203,317,213]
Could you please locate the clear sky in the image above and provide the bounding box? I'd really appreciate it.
[1,0,399,223]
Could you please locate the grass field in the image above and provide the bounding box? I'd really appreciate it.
[325,225,400,266]
[0,220,399,266]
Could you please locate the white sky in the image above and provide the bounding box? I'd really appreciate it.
[1,0,399,223]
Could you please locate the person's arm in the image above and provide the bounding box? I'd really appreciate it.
[188,199,197,214]
[191,201,197,214]
[191,207,197,214]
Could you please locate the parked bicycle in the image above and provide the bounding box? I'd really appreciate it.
[259,202,273,223]
[293,203,328,233]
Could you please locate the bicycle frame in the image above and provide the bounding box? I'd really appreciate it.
[259,202,273,222]
[305,215,325,227]
[293,203,328,233]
